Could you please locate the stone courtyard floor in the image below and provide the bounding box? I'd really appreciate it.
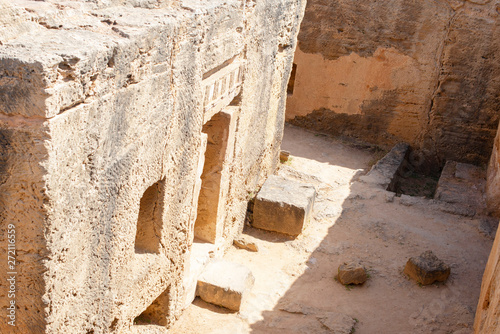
[170,124,495,334]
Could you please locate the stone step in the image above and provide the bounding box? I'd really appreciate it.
[196,259,255,312]
[253,175,316,236]
[182,240,215,308]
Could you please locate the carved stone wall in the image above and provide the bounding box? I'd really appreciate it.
[0,0,306,332]
[287,0,500,170]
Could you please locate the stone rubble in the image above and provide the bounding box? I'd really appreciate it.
[337,262,368,285]
[404,250,451,285]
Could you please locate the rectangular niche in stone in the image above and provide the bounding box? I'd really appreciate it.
[135,179,165,254]
[134,286,170,327]
[195,111,233,243]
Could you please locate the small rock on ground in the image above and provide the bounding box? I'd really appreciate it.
[337,262,367,285]
[280,150,290,162]
[234,235,259,252]
[404,250,450,285]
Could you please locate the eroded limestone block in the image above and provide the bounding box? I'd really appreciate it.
[233,235,259,252]
[196,260,255,312]
[280,150,290,162]
[337,262,367,285]
[434,160,487,215]
[360,142,409,189]
[253,175,316,236]
[404,251,450,285]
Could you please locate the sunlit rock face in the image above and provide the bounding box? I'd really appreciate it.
[286,3,500,331]
[286,0,500,171]
[479,122,500,333]
[0,0,306,332]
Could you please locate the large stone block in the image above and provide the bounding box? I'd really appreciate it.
[196,260,255,312]
[253,175,316,236]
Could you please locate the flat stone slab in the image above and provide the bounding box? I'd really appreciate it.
[404,250,450,285]
[196,260,255,311]
[337,262,367,285]
[253,175,316,236]
[277,300,357,333]
[434,160,487,215]
[318,312,357,334]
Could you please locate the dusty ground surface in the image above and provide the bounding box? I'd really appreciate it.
[170,124,496,334]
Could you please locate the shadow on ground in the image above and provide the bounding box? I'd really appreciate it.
[248,127,494,334]
[170,125,494,334]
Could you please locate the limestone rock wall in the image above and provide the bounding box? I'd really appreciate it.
[486,123,500,217]
[0,117,49,333]
[474,220,500,333]
[287,0,500,170]
[0,0,305,333]
[477,123,500,332]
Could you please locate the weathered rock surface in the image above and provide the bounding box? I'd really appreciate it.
[253,175,316,236]
[0,0,306,332]
[434,161,487,215]
[182,241,215,309]
[234,235,259,252]
[318,313,357,334]
[280,150,291,162]
[481,125,500,334]
[360,142,409,189]
[337,262,367,285]
[277,300,357,334]
[476,126,500,331]
[196,260,255,312]
[287,0,500,170]
[404,251,451,285]
[475,227,500,333]
[486,122,500,217]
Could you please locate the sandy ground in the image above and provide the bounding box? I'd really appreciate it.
[169,124,495,334]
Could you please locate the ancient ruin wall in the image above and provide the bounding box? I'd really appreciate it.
[0,0,305,332]
[286,0,500,169]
